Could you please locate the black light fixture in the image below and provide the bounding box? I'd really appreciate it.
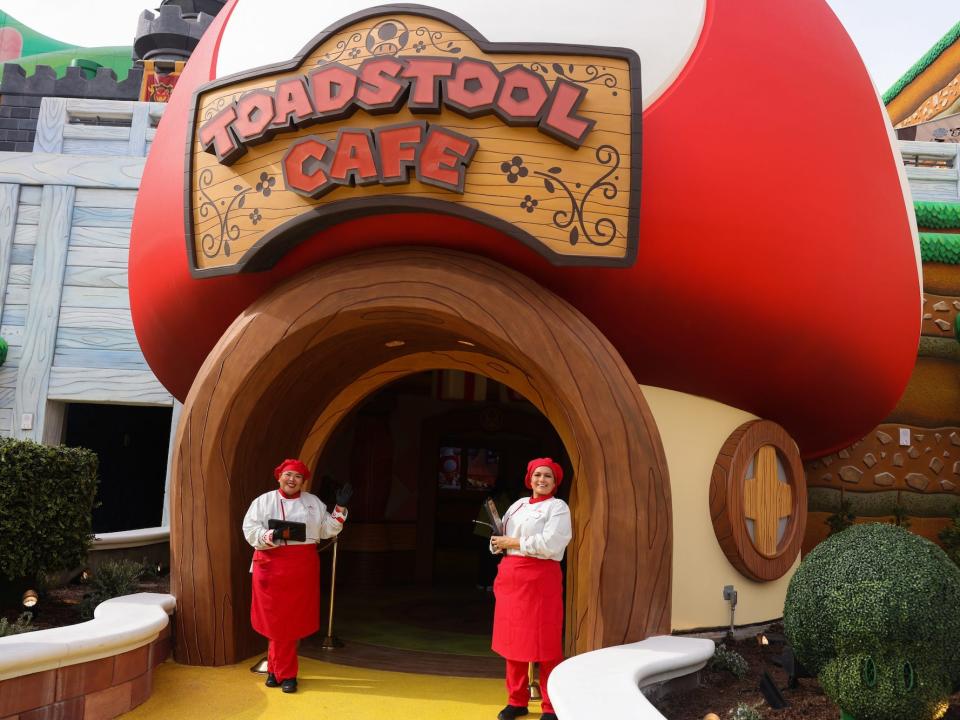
[779,644,813,689]
[759,670,788,709]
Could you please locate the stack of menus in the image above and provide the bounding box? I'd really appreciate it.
[484,497,504,535]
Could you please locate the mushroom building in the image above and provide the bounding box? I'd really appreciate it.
[804,19,960,551]
[0,0,921,670]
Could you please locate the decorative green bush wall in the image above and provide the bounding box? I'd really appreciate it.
[784,524,960,720]
[914,202,960,230]
[919,233,960,264]
[0,438,98,583]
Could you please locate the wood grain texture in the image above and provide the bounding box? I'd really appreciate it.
[0,152,145,189]
[13,185,74,441]
[47,367,171,405]
[70,227,129,248]
[8,264,32,285]
[33,98,67,154]
[56,327,140,351]
[74,189,137,209]
[57,306,132,329]
[189,12,637,273]
[710,420,806,582]
[18,187,41,206]
[0,184,21,327]
[14,224,37,243]
[170,248,671,665]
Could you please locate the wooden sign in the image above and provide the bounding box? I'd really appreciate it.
[185,6,641,276]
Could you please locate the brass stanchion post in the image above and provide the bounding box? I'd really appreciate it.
[321,538,344,649]
[528,661,542,700]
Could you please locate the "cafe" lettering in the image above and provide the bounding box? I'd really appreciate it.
[197,56,597,196]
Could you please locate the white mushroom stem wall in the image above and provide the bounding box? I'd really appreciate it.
[641,385,800,630]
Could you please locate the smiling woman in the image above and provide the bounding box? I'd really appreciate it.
[489,457,572,720]
[241,458,348,693]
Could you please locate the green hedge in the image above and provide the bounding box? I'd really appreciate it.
[919,233,960,264]
[914,202,960,230]
[784,524,960,720]
[0,438,98,582]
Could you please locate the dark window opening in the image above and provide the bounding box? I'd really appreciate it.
[63,403,172,533]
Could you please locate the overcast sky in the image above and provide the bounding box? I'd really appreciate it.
[1,0,957,95]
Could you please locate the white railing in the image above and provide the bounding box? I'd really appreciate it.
[550,635,716,719]
[900,140,960,202]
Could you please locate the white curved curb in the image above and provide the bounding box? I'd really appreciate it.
[0,592,175,681]
[91,526,170,550]
[550,635,716,719]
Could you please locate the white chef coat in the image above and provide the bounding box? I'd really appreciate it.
[242,489,345,550]
[493,497,572,562]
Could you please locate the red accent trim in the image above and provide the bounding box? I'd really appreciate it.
[529,493,555,504]
[278,489,301,500]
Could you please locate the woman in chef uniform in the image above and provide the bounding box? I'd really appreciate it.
[242,458,347,693]
[490,458,572,720]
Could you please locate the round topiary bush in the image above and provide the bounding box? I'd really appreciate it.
[784,523,960,720]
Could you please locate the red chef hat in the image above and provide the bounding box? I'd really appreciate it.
[274,458,311,482]
[524,458,563,489]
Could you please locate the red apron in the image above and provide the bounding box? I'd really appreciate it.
[251,544,319,641]
[492,555,564,661]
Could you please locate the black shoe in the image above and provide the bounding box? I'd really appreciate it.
[264,673,279,688]
[281,678,298,693]
[497,706,528,720]
[541,714,558,720]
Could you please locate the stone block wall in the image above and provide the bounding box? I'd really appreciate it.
[0,94,40,152]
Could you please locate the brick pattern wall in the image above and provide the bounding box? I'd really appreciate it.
[0,94,40,152]
[0,624,171,719]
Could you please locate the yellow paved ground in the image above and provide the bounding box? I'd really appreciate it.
[124,655,539,719]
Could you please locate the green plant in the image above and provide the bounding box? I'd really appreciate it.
[708,643,749,679]
[890,504,911,529]
[937,508,960,567]
[0,612,35,637]
[0,438,98,584]
[919,233,960,265]
[826,498,856,535]
[784,524,960,720]
[80,560,149,619]
[913,201,960,230]
[729,703,763,720]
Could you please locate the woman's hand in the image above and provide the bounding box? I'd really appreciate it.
[491,535,521,552]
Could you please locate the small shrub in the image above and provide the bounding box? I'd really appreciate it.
[730,703,763,720]
[0,612,35,637]
[784,524,960,720]
[890,504,911,529]
[80,560,148,619]
[938,509,960,568]
[0,438,98,583]
[825,498,855,535]
[708,643,749,679]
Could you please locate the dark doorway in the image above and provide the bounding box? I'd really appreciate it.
[63,403,173,533]
[307,370,567,672]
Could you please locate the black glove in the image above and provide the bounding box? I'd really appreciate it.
[335,482,353,506]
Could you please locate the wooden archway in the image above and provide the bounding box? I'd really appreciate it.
[170,248,672,665]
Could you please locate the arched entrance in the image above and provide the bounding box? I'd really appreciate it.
[170,248,672,665]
